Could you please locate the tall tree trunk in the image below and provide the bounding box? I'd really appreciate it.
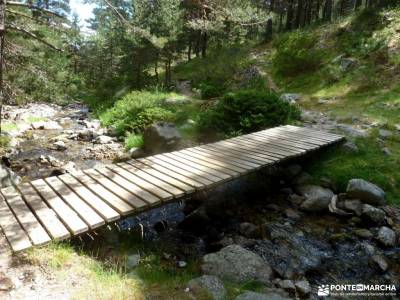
[265,18,273,41]
[315,0,322,22]
[201,32,207,58]
[295,0,304,28]
[286,0,294,31]
[278,10,284,32]
[354,0,362,9]
[154,52,159,84]
[188,37,192,62]
[0,0,6,135]
[323,0,333,22]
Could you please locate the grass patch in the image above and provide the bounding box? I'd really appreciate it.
[26,116,48,123]
[1,122,18,132]
[124,133,144,150]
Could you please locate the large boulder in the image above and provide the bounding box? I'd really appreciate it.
[0,164,21,188]
[143,122,181,154]
[376,226,396,247]
[235,291,291,300]
[361,204,386,224]
[346,179,386,206]
[201,245,272,284]
[31,120,62,130]
[297,185,334,211]
[280,93,301,104]
[188,275,227,300]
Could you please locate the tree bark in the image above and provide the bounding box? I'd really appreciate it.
[295,0,304,28]
[286,0,294,31]
[0,0,6,135]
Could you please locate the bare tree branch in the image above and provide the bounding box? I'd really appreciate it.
[8,24,63,52]
[7,1,66,19]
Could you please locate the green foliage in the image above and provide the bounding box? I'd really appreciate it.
[198,90,300,136]
[199,83,225,99]
[0,135,10,148]
[124,133,144,150]
[272,31,325,76]
[100,91,180,135]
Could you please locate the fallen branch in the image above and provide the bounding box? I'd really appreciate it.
[7,1,66,19]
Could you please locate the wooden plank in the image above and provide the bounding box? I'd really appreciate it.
[73,171,135,215]
[0,195,32,252]
[172,151,241,177]
[17,183,70,240]
[194,146,262,168]
[84,169,148,210]
[162,152,231,181]
[45,176,105,229]
[107,165,173,201]
[284,125,343,140]
[58,174,120,222]
[233,134,303,155]
[219,139,285,159]
[1,186,51,246]
[31,179,88,235]
[117,162,185,197]
[202,144,268,166]
[154,154,222,183]
[138,158,206,189]
[144,156,215,186]
[250,132,314,151]
[270,127,333,144]
[206,143,276,164]
[180,148,249,173]
[127,160,195,194]
[254,131,320,149]
[95,167,161,206]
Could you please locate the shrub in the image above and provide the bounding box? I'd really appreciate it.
[99,91,174,135]
[124,133,144,150]
[198,90,300,136]
[199,83,225,99]
[272,31,324,76]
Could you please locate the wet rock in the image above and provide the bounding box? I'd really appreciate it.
[128,147,145,159]
[291,172,312,186]
[31,120,62,130]
[62,161,80,175]
[163,97,192,106]
[0,164,21,188]
[80,119,101,130]
[0,272,13,291]
[276,279,295,291]
[354,229,373,239]
[201,245,272,284]
[336,124,368,138]
[235,291,290,300]
[342,141,359,153]
[371,255,388,272]
[188,275,227,300]
[282,164,302,179]
[342,199,363,216]
[284,208,301,220]
[280,93,301,104]
[379,129,393,139]
[94,135,114,144]
[340,57,357,72]
[143,122,181,154]
[239,222,259,238]
[382,147,392,155]
[346,179,386,206]
[297,185,334,211]
[287,194,305,206]
[53,141,67,151]
[126,254,140,269]
[376,226,396,247]
[361,204,386,224]
[72,129,97,141]
[295,279,311,296]
[178,260,187,268]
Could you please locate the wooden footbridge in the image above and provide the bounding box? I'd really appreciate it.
[0,125,344,252]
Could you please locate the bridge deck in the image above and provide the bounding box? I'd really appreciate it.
[0,125,344,252]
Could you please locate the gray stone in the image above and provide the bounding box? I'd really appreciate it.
[143,122,181,154]
[379,129,393,139]
[126,254,140,269]
[287,194,305,206]
[371,255,388,272]
[0,272,13,291]
[395,124,400,131]
[280,93,301,104]
[297,185,334,211]
[376,226,396,247]
[81,119,101,130]
[239,222,259,238]
[382,147,391,155]
[276,279,295,291]
[31,120,62,130]
[343,199,363,216]
[202,245,272,284]
[235,291,291,300]
[163,97,192,105]
[178,260,187,268]
[336,124,368,138]
[128,147,145,158]
[354,228,373,239]
[361,204,386,224]
[53,140,67,151]
[295,280,311,296]
[292,172,313,186]
[284,208,301,219]
[0,164,21,188]
[283,164,302,179]
[340,57,357,72]
[342,141,359,153]
[347,179,386,206]
[94,135,114,144]
[188,275,227,300]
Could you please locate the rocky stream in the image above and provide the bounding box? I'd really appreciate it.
[0,102,399,299]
